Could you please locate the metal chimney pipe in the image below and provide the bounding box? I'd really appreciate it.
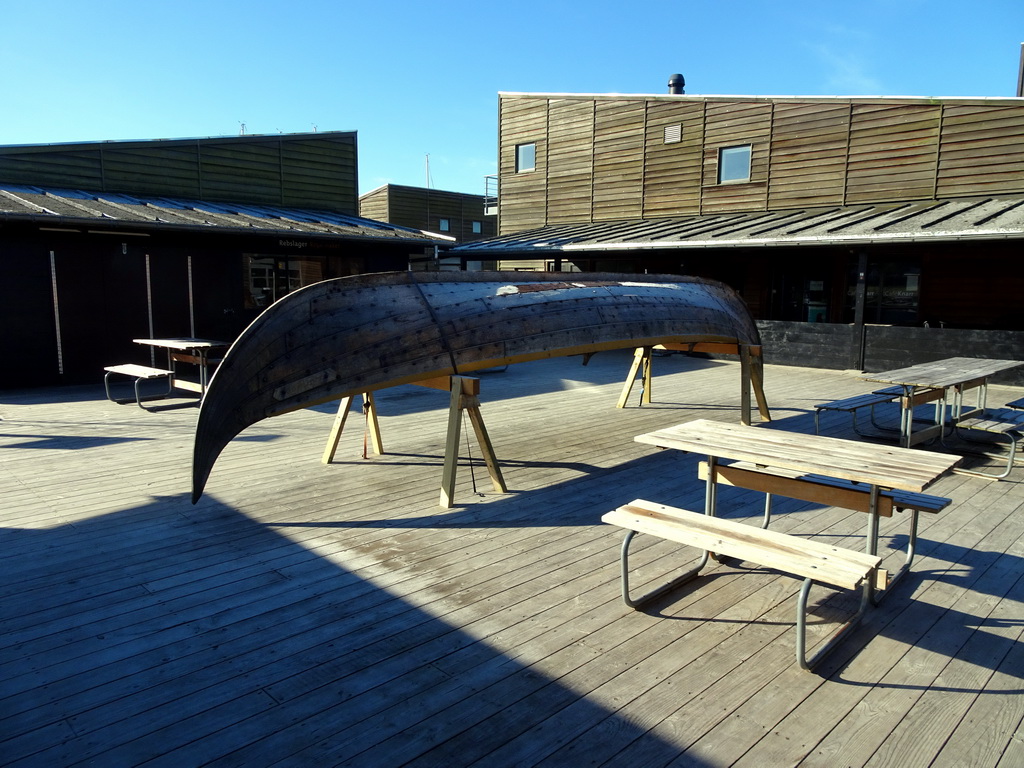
[668,74,685,95]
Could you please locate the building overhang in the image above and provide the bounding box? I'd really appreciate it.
[0,183,452,247]
[453,196,1024,257]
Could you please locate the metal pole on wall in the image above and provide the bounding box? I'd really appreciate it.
[852,250,868,371]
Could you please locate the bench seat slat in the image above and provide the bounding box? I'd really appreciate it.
[602,501,880,591]
[957,408,1024,434]
[104,364,174,378]
[814,392,897,412]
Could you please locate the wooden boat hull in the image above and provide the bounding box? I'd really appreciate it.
[192,271,762,501]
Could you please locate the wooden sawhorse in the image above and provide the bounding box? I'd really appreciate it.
[321,375,507,508]
[617,342,771,425]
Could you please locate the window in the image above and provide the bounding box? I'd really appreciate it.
[439,218,450,232]
[515,142,536,173]
[245,255,309,308]
[718,145,751,183]
[472,220,482,234]
[664,124,682,144]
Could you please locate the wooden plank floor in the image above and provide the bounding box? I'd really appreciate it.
[2,350,1024,767]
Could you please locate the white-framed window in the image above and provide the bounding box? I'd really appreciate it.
[439,218,450,232]
[718,145,752,183]
[472,220,482,234]
[515,142,536,173]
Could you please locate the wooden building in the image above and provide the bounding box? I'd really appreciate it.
[454,90,1024,375]
[359,184,496,269]
[0,133,447,388]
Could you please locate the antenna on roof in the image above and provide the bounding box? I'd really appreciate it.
[239,122,246,136]
[1017,42,1023,97]
[425,154,432,189]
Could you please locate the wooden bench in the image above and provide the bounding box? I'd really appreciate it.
[602,499,884,670]
[954,408,1024,479]
[813,386,903,435]
[103,364,174,408]
[696,460,949,592]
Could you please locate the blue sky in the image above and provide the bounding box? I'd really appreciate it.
[1,0,1021,197]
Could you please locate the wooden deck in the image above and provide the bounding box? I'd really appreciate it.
[3,350,1024,767]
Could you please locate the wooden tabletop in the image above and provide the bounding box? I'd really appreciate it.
[635,418,960,492]
[133,337,228,350]
[860,357,1024,389]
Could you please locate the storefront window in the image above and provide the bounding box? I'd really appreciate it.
[244,254,322,308]
[845,260,920,325]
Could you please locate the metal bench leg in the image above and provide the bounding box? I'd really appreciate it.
[619,530,710,609]
[796,575,873,671]
[952,428,1020,479]
[762,492,772,529]
[878,508,919,599]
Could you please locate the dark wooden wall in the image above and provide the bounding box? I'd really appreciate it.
[498,94,1024,234]
[757,321,1024,386]
[0,133,359,214]
[0,229,413,389]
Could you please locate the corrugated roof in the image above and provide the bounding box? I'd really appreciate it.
[0,183,452,244]
[453,196,1024,255]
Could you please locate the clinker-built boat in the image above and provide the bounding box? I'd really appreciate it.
[192,271,766,502]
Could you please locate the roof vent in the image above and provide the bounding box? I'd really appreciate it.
[668,73,685,95]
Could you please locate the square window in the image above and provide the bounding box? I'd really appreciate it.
[472,220,482,234]
[439,218,450,232]
[718,145,751,183]
[515,143,536,173]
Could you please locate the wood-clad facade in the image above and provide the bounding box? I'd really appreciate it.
[0,132,359,213]
[0,134,445,388]
[359,184,495,243]
[497,93,1024,232]
[475,91,1024,369]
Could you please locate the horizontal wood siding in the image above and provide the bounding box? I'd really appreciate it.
[592,101,645,221]
[95,145,202,198]
[937,105,1024,197]
[700,101,771,213]
[358,187,390,221]
[360,185,492,241]
[280,137,358,213]
[499,97,548,233]
[497,94,1024,234]
[769,103,850,208]
[643,101,704,217]
[547,99,595,224]
[846,104,942,204]
[199,142,284,206]
[0,148,105,190]
[0,134,359,214]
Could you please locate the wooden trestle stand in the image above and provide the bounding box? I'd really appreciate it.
[321,375,507,508]
[617,343,771,425]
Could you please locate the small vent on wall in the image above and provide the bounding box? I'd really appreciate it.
[664,124,682,144]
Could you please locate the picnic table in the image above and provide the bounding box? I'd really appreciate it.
[860,357,1024,448]
[133,337,228,396]
[606,418,960,668]
[106,337,228,407]
[633,419,959,598]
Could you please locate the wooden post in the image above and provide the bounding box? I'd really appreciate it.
[321,392,382,464]
[617,346,652,408]
[440,376,506,508]
[750,351,772,422]
[740,345,752,426]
